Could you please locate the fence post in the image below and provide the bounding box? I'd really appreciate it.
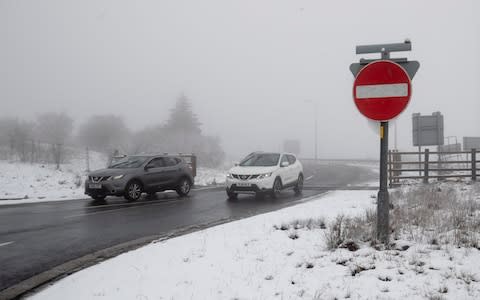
[388,150,392,188]
[423,149,429,184]
[472,149,477,181]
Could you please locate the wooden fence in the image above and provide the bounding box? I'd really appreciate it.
[388,149,479,187]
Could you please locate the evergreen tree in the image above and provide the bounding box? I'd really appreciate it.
[165,94,202,134]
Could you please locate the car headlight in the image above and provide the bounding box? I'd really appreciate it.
[257,173,272,179]
[109,175,124,180]
[226,173,233,179]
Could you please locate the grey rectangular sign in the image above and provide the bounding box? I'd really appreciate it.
[412,112,444,146]
[463,137,480,151]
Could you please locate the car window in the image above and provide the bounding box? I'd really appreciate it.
[163,157,179,167]
[110,156,149,168]
[239,153,280,167]
[281,155,289,165]
[146,158,164,168]
[287,155,296,165]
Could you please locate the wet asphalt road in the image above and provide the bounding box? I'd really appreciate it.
[0,161,377,294]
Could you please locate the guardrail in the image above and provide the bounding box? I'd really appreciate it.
[388,149,478,187]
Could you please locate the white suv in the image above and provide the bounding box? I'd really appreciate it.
[225,152,303,199]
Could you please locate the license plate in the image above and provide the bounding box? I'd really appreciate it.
[89,183,102,189]
[236,182,251,187]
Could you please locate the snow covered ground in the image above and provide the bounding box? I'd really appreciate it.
[0,151,107,205]
[0,152,227,205]
[29,183,480,300]
[195,167,227,186]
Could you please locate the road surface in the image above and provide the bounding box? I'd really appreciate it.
[0,161,377,298]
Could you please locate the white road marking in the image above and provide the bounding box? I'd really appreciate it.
[305,175,314,181]
[0,241,14,248]
[356,83,408,99]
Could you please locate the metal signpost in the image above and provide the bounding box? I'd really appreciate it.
[350,40,420,245]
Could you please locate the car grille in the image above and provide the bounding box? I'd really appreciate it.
[232,174,260,180]
[89,176,109,182]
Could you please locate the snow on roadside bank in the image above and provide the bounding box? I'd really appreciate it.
[30,185,480,300]
[195,167,226,186]
[0,154,227,205]
[0,152,107,204]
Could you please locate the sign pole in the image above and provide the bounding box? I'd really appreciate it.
[378,121,389,244]
[351,40,419,246]
[378,49,390,245]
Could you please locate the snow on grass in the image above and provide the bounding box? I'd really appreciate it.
[195,167,227,186]
[26,181,480,299]
[0,152,227,204]
[0,151,107,205]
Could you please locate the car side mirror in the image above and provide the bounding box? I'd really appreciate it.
[144,165,152,171]
[281,161,289,167]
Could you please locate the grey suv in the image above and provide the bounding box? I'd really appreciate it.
[85,154,195,201]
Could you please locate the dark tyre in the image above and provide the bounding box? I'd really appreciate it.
[176,178,192,197]
[227,190,237,200]
[271,178,282,199]
[125,180,143,201]
[294,174,304,195]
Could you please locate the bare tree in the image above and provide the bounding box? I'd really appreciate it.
[36,112,73,169]
[77,115,130,155]
[0,118,35,161]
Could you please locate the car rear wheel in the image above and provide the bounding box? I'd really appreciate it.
[271,178,282,199]
[125,180,143,201]
[176,178,192,197]
[294,174,304,195]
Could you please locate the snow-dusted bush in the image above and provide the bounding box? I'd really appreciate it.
[324,210,376,251]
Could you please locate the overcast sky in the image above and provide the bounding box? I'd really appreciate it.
[2,0,479,159]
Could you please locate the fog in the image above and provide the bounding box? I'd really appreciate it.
[2,0,479,160]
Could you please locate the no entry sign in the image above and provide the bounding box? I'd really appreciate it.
[353,60,411,121]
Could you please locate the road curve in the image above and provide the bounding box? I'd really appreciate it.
[0,161,377,298]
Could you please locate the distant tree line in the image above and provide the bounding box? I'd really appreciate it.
[0,95,225,168]
[0,113,73,168]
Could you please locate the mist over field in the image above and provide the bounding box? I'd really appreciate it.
[1,0,479,160]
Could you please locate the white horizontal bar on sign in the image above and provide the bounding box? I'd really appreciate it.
[356,83,408,99]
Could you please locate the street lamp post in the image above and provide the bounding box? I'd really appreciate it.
[305,100,318,161]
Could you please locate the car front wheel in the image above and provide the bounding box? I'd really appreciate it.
[125,181,143,201]
[271,178,282,199]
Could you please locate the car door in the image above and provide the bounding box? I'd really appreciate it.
[142,157,165,190]
[279,155,292,185]
[287,155,300,183]
[158,157,182,187]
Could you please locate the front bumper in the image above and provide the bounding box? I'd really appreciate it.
[84,179,127,197]
[225,176,275,194]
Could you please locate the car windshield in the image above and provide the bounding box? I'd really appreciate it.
[109,156,149,169]
[239,153,280,167]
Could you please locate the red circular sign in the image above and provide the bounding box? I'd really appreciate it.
[353,60,411,121]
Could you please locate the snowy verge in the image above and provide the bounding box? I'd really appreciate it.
[0,152,106,205]
[30,185,480,300]
[195,167,226,186]
[0,155,226,205]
